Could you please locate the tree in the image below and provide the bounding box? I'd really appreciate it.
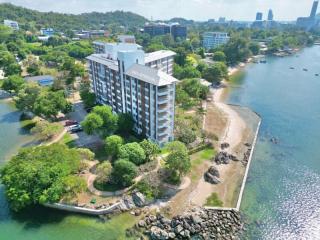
[175,127,197,146]
[112,159,137,187]
[174,64,201,80]
[105,135,124,159]
[81,113,103,135]
[203,62,228,83]
[249,42,260,55]
[118,142,146,165]
[92,106,118,135]
[31,120,63,141]
[4,63,22,76]
[213,51,226,62]
[80,89,96,109]
[180,78,209,100]
[14,83,41,112]
[139,139,160,161]
[165,141,191,179]
[95,162,113,185]
[1,75,24,93]
[77,148,95,161]
[34,90,71,119]
[223,37,251,64]
[0,144,84,211]
[117,113,134,135]
[27,63,41,76]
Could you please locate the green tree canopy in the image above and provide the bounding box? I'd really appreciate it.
[14,82,41,112]
[105,135,124,159]
[81,113,104,135]
[34,90,71,119]
[118,142,146,165]
[117,113,134,136]
[212,51,226,62]
[165,141,191,179]
[112,159,137,187]
[31,120,63,141]
[95,161,113,185]
[0,144,85,211]
[203,62,228,83]
[139,139,160,162]
[1,75,24,93]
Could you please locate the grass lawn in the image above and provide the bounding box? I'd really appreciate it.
[93,180,125,192]
[60,132,76,148]
[205,192,223,207]
[190,148,216,182]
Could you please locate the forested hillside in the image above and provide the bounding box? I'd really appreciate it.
[0,3,147,31]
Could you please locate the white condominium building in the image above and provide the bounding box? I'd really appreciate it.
[203,32,230,50]
[87,43,177,145]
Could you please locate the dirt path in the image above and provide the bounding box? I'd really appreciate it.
[188,82,248,207]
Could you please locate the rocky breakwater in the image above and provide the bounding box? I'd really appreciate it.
[137,207,243,239]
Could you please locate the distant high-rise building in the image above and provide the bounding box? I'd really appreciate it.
[218,17,226,23]
[170,24,187,40]
[310,0,319,19]
[256,12,263,21]
[268,9,274,21]
[144,23,171,37]
[296,0,319,30]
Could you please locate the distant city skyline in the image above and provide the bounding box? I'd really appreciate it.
[0,0,319,21]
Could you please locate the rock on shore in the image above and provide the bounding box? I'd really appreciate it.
[137,207,243,239]
[214,152,238,165]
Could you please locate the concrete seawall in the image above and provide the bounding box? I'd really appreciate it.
[44,202,121,216]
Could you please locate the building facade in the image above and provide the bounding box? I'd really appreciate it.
[296,0,319,30]
[87,43,177,145]
[171,24,187,40]
[202,32,230,50]
[4,20,19,30]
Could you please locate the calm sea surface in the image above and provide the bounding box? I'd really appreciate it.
[227,46,320,239]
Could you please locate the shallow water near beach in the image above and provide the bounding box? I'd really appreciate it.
[227,46,320,239]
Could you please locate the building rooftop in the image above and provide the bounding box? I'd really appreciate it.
[145,50,176,63]
[86,54,119,71]
[24,75,54,86]
[125,64,178,86]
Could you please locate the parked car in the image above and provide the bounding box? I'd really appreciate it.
[68,124,83,133]
[65,120,78,127]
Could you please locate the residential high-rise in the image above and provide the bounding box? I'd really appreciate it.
[256,12,263,21]
[144,23,171,37]
[87,43,177,145]
[267,9,274,21]
[202,32,230,50]
[171,24,187,40]
[144,22,187,40]
[296,0,319,30]
[310,0,319,19]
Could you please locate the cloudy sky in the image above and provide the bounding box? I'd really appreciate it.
[0,0,317,21]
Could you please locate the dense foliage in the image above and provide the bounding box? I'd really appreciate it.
[31,120,63,140]
[0,3,147,31]
[112,159,138,187]
[118,142,146,165]
[0,144,86,211]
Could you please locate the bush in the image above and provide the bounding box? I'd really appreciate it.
[135,179,161,201]
[205,192,223,207]
[77,148,95,161]
[31,120,63,141]
[95,161,113,185]
[139,139,160,162]
[105,135,124,159]
[112,159,137,187]
[118,143,146,165]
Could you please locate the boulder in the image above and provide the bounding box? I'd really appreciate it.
[132,192,146,207]
[138,220,146,228]
[204,172,221,184]
[207,166,220,178]
[150,226,169,240]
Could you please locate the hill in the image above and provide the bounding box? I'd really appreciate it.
[0,3,147,31]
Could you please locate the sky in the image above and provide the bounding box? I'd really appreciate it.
[0,0,318,21]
